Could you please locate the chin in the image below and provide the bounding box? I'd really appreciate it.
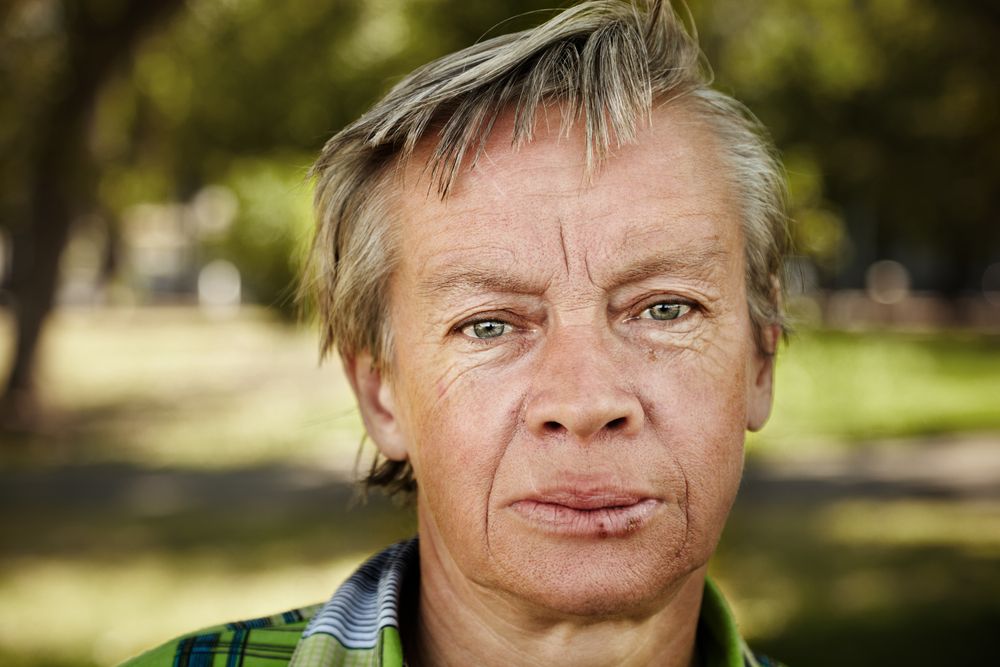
[528,579,677,619]
[484,520,707,620]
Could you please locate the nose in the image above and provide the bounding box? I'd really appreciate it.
[524,328,644,441]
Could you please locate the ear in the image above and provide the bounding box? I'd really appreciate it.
[746,324,779,432]
[341,353,409,461]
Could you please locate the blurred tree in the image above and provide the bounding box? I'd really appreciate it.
[2,0,998,433]
[104,0,1000,303]
[1,0,185,429]
[693,0,1000,295]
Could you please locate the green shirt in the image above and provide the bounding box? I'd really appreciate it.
[122,538,783,667]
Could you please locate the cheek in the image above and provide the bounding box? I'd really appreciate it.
[640,340,750,539]
[396,352,526,552]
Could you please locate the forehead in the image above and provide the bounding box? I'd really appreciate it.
[392,103,741,287]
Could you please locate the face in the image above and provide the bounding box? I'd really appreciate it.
[352,104,775,618]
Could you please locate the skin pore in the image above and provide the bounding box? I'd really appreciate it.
[344,103,777,667]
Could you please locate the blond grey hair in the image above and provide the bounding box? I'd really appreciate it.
[300,0,789,496]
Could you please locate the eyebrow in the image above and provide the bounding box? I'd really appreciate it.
[417,242,729,301]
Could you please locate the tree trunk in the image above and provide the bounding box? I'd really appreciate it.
[1,0,185,431]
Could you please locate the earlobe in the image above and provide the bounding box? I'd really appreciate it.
[341,353,409,461]
[746,324,779,432]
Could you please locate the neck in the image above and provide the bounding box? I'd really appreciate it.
[403,529,705,667]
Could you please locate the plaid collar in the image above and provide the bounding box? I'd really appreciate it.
[292,538,416,666]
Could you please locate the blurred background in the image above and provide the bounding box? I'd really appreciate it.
[1,0,998,665]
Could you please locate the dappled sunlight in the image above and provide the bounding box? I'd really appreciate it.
[715,496,1000,665]
[4,307,369,470]
[0,554,366,666]
[823,500,1000,553]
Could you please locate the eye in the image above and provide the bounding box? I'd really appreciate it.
[461,320,512,339]
[640,302,691,321]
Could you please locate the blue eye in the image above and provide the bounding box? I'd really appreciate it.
[462,320,512,339]
[640,302,691,321]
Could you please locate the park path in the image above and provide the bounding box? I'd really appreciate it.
[741,431,1000,502]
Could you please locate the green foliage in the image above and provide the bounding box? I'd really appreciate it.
[210,158,314,315]
[5,0,998,302]
[692,0,1000,286]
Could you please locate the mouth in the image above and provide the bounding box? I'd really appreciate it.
[508,494,662,538]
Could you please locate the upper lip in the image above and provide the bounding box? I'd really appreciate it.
[512,487,654,510]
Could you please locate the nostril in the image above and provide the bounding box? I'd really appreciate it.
[543,421,563,433]
[607,417,626,430]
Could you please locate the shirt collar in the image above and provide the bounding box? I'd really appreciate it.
[294,538,756,667]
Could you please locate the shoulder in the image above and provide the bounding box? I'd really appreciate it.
[119,603,321,667]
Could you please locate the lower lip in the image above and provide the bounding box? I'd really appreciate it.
[509,498,661,538]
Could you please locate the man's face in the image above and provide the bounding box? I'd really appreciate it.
[373,104,774,616]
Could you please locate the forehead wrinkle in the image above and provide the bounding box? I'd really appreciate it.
[594,242,731,292]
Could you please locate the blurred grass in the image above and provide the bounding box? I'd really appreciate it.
[0,307,366,470]
[1,307,998,665]
[1,556,361,667]
[758,328,1000,450]
[0,465,418,667]
[712,498,1000,666]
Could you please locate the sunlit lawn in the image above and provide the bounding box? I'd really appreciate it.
[1,307,366,470]
[761,328,1000,449]
[1,306,998,666]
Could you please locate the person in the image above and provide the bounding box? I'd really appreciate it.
[123,1,789,665]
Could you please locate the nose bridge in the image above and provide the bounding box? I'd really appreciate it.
[525,321,643,441]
